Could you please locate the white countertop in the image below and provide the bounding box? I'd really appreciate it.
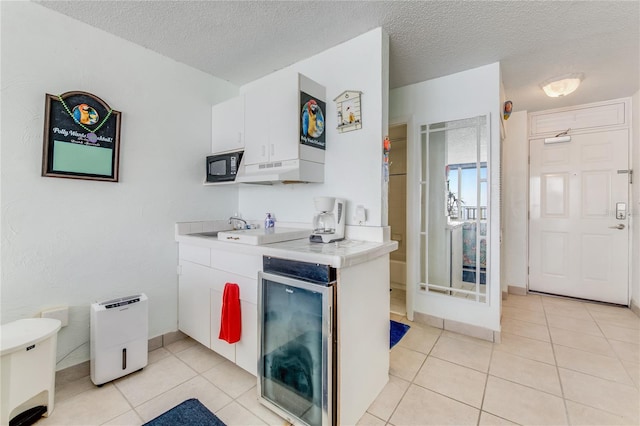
[175,221,398,268]
[266,238,398,268]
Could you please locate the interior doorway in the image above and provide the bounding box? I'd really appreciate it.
[389,124,408,315]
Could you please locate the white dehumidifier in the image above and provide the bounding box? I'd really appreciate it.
[90,293,148,386]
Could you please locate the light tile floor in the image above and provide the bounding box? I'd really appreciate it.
[39,293,639,425]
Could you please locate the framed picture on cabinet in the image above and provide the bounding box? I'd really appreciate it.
[300,91,326,150]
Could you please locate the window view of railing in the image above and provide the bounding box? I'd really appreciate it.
[460,206,487,220]
[446,162,487,221]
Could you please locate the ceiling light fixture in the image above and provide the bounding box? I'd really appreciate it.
[540,73,584,98]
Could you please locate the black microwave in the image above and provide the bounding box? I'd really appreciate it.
[206,151,243,183]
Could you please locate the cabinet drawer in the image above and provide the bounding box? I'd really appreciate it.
[211,268,258,304]
[210,248,261,278]
[179,244,211,267]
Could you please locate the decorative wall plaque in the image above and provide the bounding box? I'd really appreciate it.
[42,91,121,182]
[334,90,362,133]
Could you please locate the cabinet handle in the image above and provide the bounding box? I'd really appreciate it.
[270,144,275,156]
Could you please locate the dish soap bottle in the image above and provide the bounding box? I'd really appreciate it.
[264,213,275,229]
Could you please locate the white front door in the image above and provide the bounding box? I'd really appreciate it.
[529,129,630,304]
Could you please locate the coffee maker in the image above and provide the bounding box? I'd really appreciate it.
[310,197,346,243]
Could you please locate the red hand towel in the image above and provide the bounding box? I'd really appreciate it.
[218,283,241,344]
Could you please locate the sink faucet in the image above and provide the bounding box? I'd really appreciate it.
[228,216,247,230]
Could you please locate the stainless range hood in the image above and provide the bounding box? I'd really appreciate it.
[234,157,324,184]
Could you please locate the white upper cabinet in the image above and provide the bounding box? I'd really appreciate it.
[211,95,245,154]
[243,72,326,167]
[243,84,275,165]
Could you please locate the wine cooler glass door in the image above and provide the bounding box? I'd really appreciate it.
[258,271,333,426]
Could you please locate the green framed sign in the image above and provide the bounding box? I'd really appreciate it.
[42,91,121,182]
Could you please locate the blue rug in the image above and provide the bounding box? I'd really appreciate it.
[390,320,410,348]
[143,398,226,426]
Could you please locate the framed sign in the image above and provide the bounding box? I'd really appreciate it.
[42,91,121,181]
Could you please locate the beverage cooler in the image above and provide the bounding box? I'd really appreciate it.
[257,256,336,426]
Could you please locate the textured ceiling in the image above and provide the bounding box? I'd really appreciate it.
[36,1,639,113]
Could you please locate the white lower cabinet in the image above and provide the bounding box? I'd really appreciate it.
[236,300,258,375]
[178,261,212,348]
[209,268,259,375]
[178,243,259,376]
[209,288,235,362]
[212,296,258,376]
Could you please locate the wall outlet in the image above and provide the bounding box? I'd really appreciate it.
[354,204,366,224]
[41,306,69,327]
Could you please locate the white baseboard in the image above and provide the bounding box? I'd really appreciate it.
[413,311,500,342]
[508,285,527,296]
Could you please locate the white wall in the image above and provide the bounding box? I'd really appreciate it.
[632,90,640,310]
[389,63,502,332]
[502,111,529,292]
[1,2,238,369]
[237,29,389,227]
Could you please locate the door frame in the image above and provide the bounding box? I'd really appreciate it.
[390,115,415,321]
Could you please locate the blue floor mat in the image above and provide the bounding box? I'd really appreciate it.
[143,398,225,426]
[390,320,410,348]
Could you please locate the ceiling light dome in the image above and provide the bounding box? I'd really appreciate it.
[540,73,584,97]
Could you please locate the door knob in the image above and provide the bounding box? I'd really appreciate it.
[608,224,625,230]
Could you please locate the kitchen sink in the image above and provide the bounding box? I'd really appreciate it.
[217,227,310,245]
[192,231,221,237]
